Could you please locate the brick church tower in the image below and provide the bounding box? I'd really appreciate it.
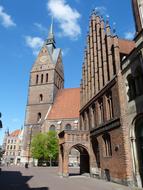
[21,20,64,163]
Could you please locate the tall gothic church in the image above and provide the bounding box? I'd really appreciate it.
[21,22,64,163]
[21,22,80,163]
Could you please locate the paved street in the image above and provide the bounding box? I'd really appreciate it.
[0,166,142,190]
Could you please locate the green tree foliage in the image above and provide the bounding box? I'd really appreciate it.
[31,131,59,165]
[46,131,59,166]
[31,133,47,160]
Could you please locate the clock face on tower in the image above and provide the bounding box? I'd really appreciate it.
[39,55,49,63]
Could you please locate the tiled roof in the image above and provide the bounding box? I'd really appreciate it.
[119,39,135,55]
[10,130,21,137]
[48,88,80,120]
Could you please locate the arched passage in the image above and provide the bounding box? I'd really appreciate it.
[135,116,143,186]
[58,131,90,177]
[130,114,143,188]
[68,144,90,176]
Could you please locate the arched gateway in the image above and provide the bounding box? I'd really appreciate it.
[58,130,90,177]
[130,114,143,187]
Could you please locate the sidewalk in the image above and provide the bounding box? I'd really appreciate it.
[0,166,143,190]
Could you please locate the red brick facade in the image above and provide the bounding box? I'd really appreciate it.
[79,2,143,187]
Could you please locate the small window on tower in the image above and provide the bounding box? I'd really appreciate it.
[37,113,42,122]
[41,74,44,83]
[39,94,43,103]
[46,73,48,83]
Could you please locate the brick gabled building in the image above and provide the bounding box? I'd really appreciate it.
[80,12,136,185]
[59,0,143,188]
[79,0,143,187]
[119,0,143,187]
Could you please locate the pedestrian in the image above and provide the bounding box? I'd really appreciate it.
[25,162,28,168]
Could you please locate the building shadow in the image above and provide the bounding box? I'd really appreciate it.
[0,170,49,190]
[69,173,80,176]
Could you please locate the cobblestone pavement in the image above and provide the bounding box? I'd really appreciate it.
[0,166,142,190]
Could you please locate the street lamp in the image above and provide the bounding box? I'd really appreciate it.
[0,113,3,128]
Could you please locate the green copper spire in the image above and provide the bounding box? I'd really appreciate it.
[46,16,56,48]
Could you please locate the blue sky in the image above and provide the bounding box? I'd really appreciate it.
[0,0,135,144]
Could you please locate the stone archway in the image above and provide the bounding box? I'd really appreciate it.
[130,114,143,188]
[69,144,90,175]
[58,130,90,177]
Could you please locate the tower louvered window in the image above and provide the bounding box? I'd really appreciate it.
[46,73,48,83]
[41,74,44,83]
[36,75,39,84]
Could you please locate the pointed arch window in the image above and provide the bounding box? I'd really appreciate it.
[127,74,136,101]
[46,73,48,83]
[49,125,56,131]
[37,112,42,122]
[106,91,114,120]
[111,45,116,75]
[135,66,143,96]
[102,133,112,157]
[65,124,72,130]
[105,35,110,81]
[36,75,39,84]
[98,98,104,125]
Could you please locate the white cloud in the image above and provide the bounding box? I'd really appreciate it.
[0,5,16,28]
[47,0,81,40]
[25,36,44,55]
[124,31,135,40]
